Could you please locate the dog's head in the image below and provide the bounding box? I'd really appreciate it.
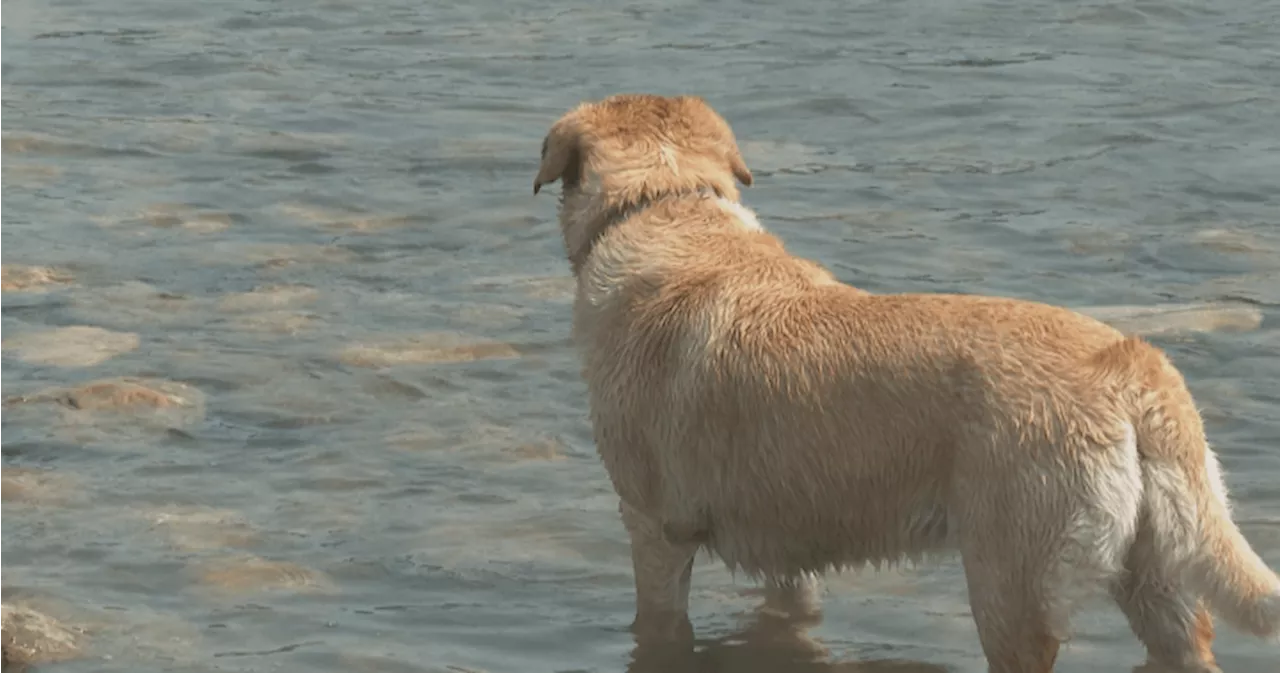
[533,94,753,204]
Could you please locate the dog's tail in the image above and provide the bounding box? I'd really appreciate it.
[1092,336,1280,638]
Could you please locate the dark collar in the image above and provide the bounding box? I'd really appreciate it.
[598,185,719,230]
[570,186,719,275]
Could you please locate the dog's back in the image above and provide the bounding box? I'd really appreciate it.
[575,208,1130,577]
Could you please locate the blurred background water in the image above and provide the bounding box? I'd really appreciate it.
[3,1,1279,671]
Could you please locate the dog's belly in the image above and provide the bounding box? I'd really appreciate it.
[641,391,960,579]
[702,491,954,579]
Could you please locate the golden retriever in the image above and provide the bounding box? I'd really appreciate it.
[532,93,1280,672]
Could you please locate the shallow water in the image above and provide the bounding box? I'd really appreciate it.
[3,1,1279,671]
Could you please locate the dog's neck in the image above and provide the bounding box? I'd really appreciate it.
[559,181,727,277]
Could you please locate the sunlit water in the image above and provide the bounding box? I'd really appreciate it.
[3,1,1279,671]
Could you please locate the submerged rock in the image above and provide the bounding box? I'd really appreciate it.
[502,438,568,462]
[274,202,417,233]
[242,242,355,269]
[146,507,260,552]
[2,377,206,441]
[1,603,85,670]
[217,285,319,312]
[1,163,64,189]
[385,421,567,463]
[232,311,317,335]
[1,265,73,293]
[217,285,321,336]
[469,274,575,302]
[193,555,335,595]
[1,468,82,507]
[1080,302,1264,337]
[453,303,530,330]
[339,332,520,368]
[28,377,202,413]
[93,202,234,234]
[0,594,203,671]
[2,326,139,368]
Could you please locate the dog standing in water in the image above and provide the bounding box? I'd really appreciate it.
[532,93,1280,672]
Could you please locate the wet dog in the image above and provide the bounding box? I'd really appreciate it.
[533,93,1280,672]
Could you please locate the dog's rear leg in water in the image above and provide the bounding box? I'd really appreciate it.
[1112,526,1220,671]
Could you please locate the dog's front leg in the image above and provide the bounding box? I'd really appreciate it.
[620,501,699,643]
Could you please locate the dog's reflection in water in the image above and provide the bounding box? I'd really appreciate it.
[626,586,948,673]
[624,593,1199,673]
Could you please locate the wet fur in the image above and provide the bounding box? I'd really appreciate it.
[533,94,1280,672]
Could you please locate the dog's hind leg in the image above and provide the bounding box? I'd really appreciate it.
[1111,520,1221,672]
[953,463,1070,673]
[621,501,699,642]
[737,574,826,657]
[761,573,823,619]
[960,545,1062,673]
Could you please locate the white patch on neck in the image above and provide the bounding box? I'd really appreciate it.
[659,144,680,175]
[714,197,764,232]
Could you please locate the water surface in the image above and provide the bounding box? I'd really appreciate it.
[3,1,1279,671]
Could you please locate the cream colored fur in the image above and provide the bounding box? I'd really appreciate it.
[533,94,1280,673]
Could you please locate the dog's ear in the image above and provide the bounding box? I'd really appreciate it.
[727,148,753,187]
[533,116,584,195]
[682,95,753,187]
